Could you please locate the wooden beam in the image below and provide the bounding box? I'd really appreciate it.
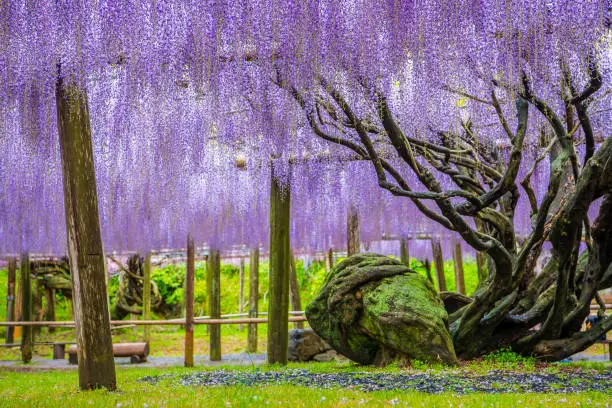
[208,248,221,361]
[143,253,152,344]
[431,240,447,292]
[452,242,466,295]
[347,205,360,256]
[56,76,116,390]
[400,238,410,267]
[247,247,259,353]
[184,236,195,367]
[5,258,16,344]
[289,251,304,330]
[267,165,291,365]
[20,254,33,363]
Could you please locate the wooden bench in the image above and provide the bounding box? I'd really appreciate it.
[67,342,149,364]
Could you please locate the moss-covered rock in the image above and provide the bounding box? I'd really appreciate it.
[305,253,457,365]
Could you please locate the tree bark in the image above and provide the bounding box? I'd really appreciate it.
[268,165,291,364]
[56,77,116,390]
[184,237,195,367]
[289,251,304,329]
[208,248,221,361]
[247,247,259,353]
[5,258,16,344]
[20,254,33,363]
[431,240,447,292]
[347,204,360,256]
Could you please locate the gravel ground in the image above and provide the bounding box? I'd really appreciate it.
[141,369,612,394]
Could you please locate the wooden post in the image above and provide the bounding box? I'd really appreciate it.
[238,258,245,331]
[289,251,303,329]
[400,238,410,267]
[143,253,152,344]
[247,247,259,353]
[44,288,56,334]
[431,239,447,292]
[208,248,221,361]
[347,204,360,256]
[325,248,334,272]
[452,242,466,295]
[5,258,16,344]
[20,254,33,363]
[184,236,195,367]
[267,165,291,365]
[56,74,116,390]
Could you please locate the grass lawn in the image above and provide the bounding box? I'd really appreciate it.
[0,361,610,408]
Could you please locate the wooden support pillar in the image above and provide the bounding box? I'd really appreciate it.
[289,251,303,329]
[247,247,259,353]
[208,248,221,361]
[44,288,56,334]
[5,258,16,344]
[20,254,33,363]
[347,205,360,256]
[431,239,447,292]
[184,236,195,367]
[268,165,291,365]
[400,238,410,267]
[325,248,334,272]
[143,253,152,344]
[238,258,245,331]
[56,74,116,390]
[452,242,466,295]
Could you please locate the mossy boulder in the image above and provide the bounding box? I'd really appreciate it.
[305,253,457,365]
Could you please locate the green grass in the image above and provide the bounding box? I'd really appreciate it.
[0,363,610,407]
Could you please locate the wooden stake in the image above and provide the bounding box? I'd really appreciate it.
[289,251,303,329]
[143,253,152,343]
[208,248,221,361]
[247,247,259,353]
[431,239,447,292]
[347,204,360,256]
[56,75,116,390]
[20,254,33,363]
[184,236,195,367]
[267,165,291,365]
[452,242,466,295]
[400,238,410,267]
[5,258,16,344]
[238,258,245,331]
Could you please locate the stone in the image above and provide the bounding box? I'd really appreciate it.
[288,329,332,361]
[305,253,458,365]
[312,349,341,362]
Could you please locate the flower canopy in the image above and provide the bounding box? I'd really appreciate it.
[0,1,609,255]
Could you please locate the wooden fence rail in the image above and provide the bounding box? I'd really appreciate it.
[0,316,308,327]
